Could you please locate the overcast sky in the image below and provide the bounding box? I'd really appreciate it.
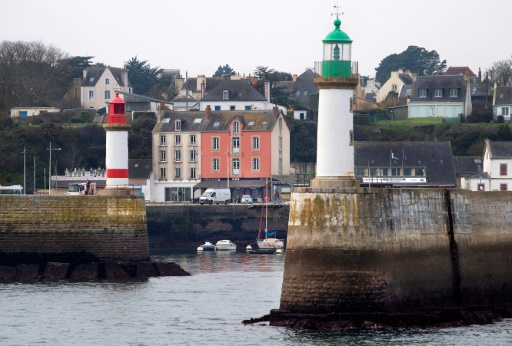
[1,0,511,79]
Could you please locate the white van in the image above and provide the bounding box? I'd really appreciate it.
[199,188,231,205]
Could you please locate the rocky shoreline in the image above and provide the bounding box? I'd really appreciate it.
[0,261,190,281]
[243,307,512,330]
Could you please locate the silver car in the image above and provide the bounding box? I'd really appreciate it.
[241,195,252,204]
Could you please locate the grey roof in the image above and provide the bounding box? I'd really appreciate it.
[398,73,413,85]
[171,94,199,103]
[116,91,172,104]
[82,66,132,87]
[200,80,266,102]
[494,86,512,105]
[410,75,467,102]
[184,77,224,93]
[354,141,456,186]
[129,159,152,179]
[153,109,281,133]
[453,156,482,175]
[364,92,377,102]
[488,141,512,158]
[275,69,320,105]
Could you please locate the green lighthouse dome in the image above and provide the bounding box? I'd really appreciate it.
[323,18,352,43]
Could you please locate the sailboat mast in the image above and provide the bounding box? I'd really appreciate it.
[265,178,268,234]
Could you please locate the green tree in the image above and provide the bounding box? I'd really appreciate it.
[496,124,512,141]
[213,64,236,78]
[253,66,292,106]
[375,46,447,85]
[124,56,163,95]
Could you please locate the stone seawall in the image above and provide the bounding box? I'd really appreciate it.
[146,204,289,249]
[0,195,150,265]
[270,187,512,328]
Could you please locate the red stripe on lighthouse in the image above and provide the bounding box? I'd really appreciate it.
[107,169,129,178]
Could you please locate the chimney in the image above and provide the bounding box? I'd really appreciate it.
[206,105,211,120]
[273,106,278,119]
[478,67,482,82]
[292,74,298,82]
[201,80,205,99]
[197,75,206,91]
[264,81,271,102]
[122,69,129,90]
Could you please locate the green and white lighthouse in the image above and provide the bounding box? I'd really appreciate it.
[311,14,359,188]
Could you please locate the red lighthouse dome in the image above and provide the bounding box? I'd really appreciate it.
[107,92,127,124]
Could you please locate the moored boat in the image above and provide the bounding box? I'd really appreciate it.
[197,241,216,251]
[215,240,237,251]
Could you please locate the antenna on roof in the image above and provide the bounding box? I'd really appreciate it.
[331,1,343,19]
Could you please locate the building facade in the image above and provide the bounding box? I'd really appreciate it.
[81,66,132,110]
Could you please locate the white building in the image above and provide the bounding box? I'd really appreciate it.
[81,66,132,110]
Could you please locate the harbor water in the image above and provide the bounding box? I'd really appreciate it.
[1,251,512,345]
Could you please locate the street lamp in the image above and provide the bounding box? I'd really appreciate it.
[47,142,61,195]
[21,146,27,194]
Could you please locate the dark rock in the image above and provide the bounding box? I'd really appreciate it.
[0,266,16,281]
[70,263,99,280]
[15,264,40,281]
[104,262,131,279]
[155,262,191,276]
[136,262,158,278]
[42,262,69,280]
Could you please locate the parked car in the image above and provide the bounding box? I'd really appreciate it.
[241,195,252,204]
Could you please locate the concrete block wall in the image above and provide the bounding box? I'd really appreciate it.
[0,195,149,265]
[280,187,512,315]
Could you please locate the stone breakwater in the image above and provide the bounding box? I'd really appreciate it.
[0,195,189,280]
[262,187,512,329]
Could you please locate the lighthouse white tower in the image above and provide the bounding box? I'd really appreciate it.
[103,92,132,194]
[311,14,359,188]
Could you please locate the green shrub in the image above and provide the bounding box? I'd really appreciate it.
[497,115,505,123]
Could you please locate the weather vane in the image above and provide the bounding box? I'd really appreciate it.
[331,1,344,19]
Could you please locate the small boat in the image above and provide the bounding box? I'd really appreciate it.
[215,240,237,251]
[197,241,216,251]
[249,248,276,255]
[250,182,285,251]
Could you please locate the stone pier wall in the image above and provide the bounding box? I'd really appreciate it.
[0,195,149,265]
[279,187,512,315]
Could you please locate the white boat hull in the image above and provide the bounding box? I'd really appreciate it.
[257,238,284,250]
[215,240,237,251]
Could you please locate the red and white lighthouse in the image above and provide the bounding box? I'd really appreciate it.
[103,92,131,192]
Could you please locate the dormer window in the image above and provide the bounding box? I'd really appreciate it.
[418,89,427,98]
[434,88,443,97]
[175,119,181,131]
[223,90,229,100]
[232,121,239,133]
[450,88,458,97]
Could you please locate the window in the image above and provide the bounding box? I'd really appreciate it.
[391,168,401,176]
[175,120,181,131]
[160,135,166,146]
[415,167,425,176]
[212,137,220,151]
[296,91,301,96]
[403,168,411,176]
[418,89,427,98]
[500,163,507,176]
[159,150,166,162]
[252,157,260,171]
[190,134,196,145]
[502,107,510,116]
[232,137,240,153]
[500,184,508,191]
[105,78,110,85]
[392,84,397,91]
[304,91,308,96]
[252,136,260,150]
[232,158,240,175]
[245,105,251,110]
[175,150,181,162]
[88,90,94,100]
[381,168,388,176]
[175,168,181,179]
[214,105,221,110]
[212,158,219,171]
[233,121,239,133]
[190,150,197,162]
[450,88,458,97]
[175,135,181,146]
[434,88,443,97]
[190,167,196,179]
[223,90,229,100]
[160,168,166,180]
[230,105,235,110]
[104,90,110,99]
